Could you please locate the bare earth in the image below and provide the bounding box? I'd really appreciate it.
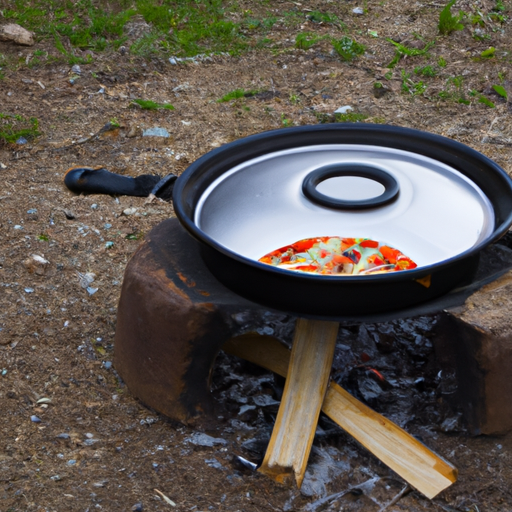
[2,2,512,511]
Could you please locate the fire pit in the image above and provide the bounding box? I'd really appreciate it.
[115,125,512,501]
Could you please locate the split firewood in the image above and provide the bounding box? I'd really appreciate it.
[223,332,457,499]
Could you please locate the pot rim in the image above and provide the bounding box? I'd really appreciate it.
[173,123,512,283]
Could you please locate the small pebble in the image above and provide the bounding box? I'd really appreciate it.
[86,286,99,296]
[104,223,112,229]
[334,105,353,114]
[169,57,178,65]
[24,288,35,293]
[142,127,170,138]
[14,225,23,230]
[27,208,37,214]
[31,415,42,423]
[123,207,137,216]
[104,361,112,369]
[353,7,364,14]
[105,241,114,249]
[16,136,28,145]
[91,203,98,210]
[57,433,70,439]
[132,503,144,512]
[67,459,77,466]
[1,369,7,376]
[71,64,82,74]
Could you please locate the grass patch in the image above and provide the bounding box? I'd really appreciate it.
[438,76,470,104]
[217,89,258,102]
[315,111,368,123]
[130,99,175,110]
[295,32,325,50]
[0,113,40,144]
[0,0,292,60]
[414,65,437,77]
[335,112,368,122]
[307,10,345,28]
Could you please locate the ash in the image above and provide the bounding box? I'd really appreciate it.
[210,314,463,510]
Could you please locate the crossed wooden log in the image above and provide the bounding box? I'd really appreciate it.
[223,318,457,500]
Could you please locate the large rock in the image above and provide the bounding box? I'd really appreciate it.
[434,266,512,435]
[113,218,280,425]
[0,24,35,46]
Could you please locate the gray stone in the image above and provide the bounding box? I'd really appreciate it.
[186,432,227,447]
[142,127,170,138]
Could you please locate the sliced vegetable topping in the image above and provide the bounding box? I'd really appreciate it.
[259,237,417,275]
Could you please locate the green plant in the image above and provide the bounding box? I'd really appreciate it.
[0,113,40,144]
[478,95,495,107]
[295,32,323,50]
[130,99,174,110]
[400,70,428,96]
[332,36,365,61]
[307,10,344,28]
[438,0,465,34]
[217,89,258,102]
[438,56,447,67]
[438,76,470,104]
[492,85,508,100]
[414,65,437,77]
[289,93,300,104]
[281,113,293,127]
[386,39,435,68]
[109,118,121,128]
[126,232,144,241]
[494,0,506,11]
[480,47,496,58]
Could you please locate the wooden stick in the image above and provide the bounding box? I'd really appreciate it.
[257,318,339,487]
[222,333,457,499]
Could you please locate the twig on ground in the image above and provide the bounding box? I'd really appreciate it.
[154,488,176,507]
[377,484,411,512]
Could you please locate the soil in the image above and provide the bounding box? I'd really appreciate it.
[1,1,512,511]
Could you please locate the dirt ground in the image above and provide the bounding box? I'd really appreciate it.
[2,1,512,511]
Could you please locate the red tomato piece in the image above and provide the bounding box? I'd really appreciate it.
[360,239,379,248]
[380,246,400,264]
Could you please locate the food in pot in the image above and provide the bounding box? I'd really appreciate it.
[259,237,417,275]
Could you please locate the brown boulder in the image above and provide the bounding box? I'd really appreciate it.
[0,23,35,46]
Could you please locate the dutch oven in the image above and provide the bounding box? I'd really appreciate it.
[173,124,512,317]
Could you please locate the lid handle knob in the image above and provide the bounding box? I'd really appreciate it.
[302,163,399,210]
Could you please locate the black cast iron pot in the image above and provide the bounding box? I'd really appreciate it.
[173,124,512,318]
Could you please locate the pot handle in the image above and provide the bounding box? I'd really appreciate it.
[302,163,399,210]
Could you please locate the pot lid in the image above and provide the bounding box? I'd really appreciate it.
[194,144,494,268]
